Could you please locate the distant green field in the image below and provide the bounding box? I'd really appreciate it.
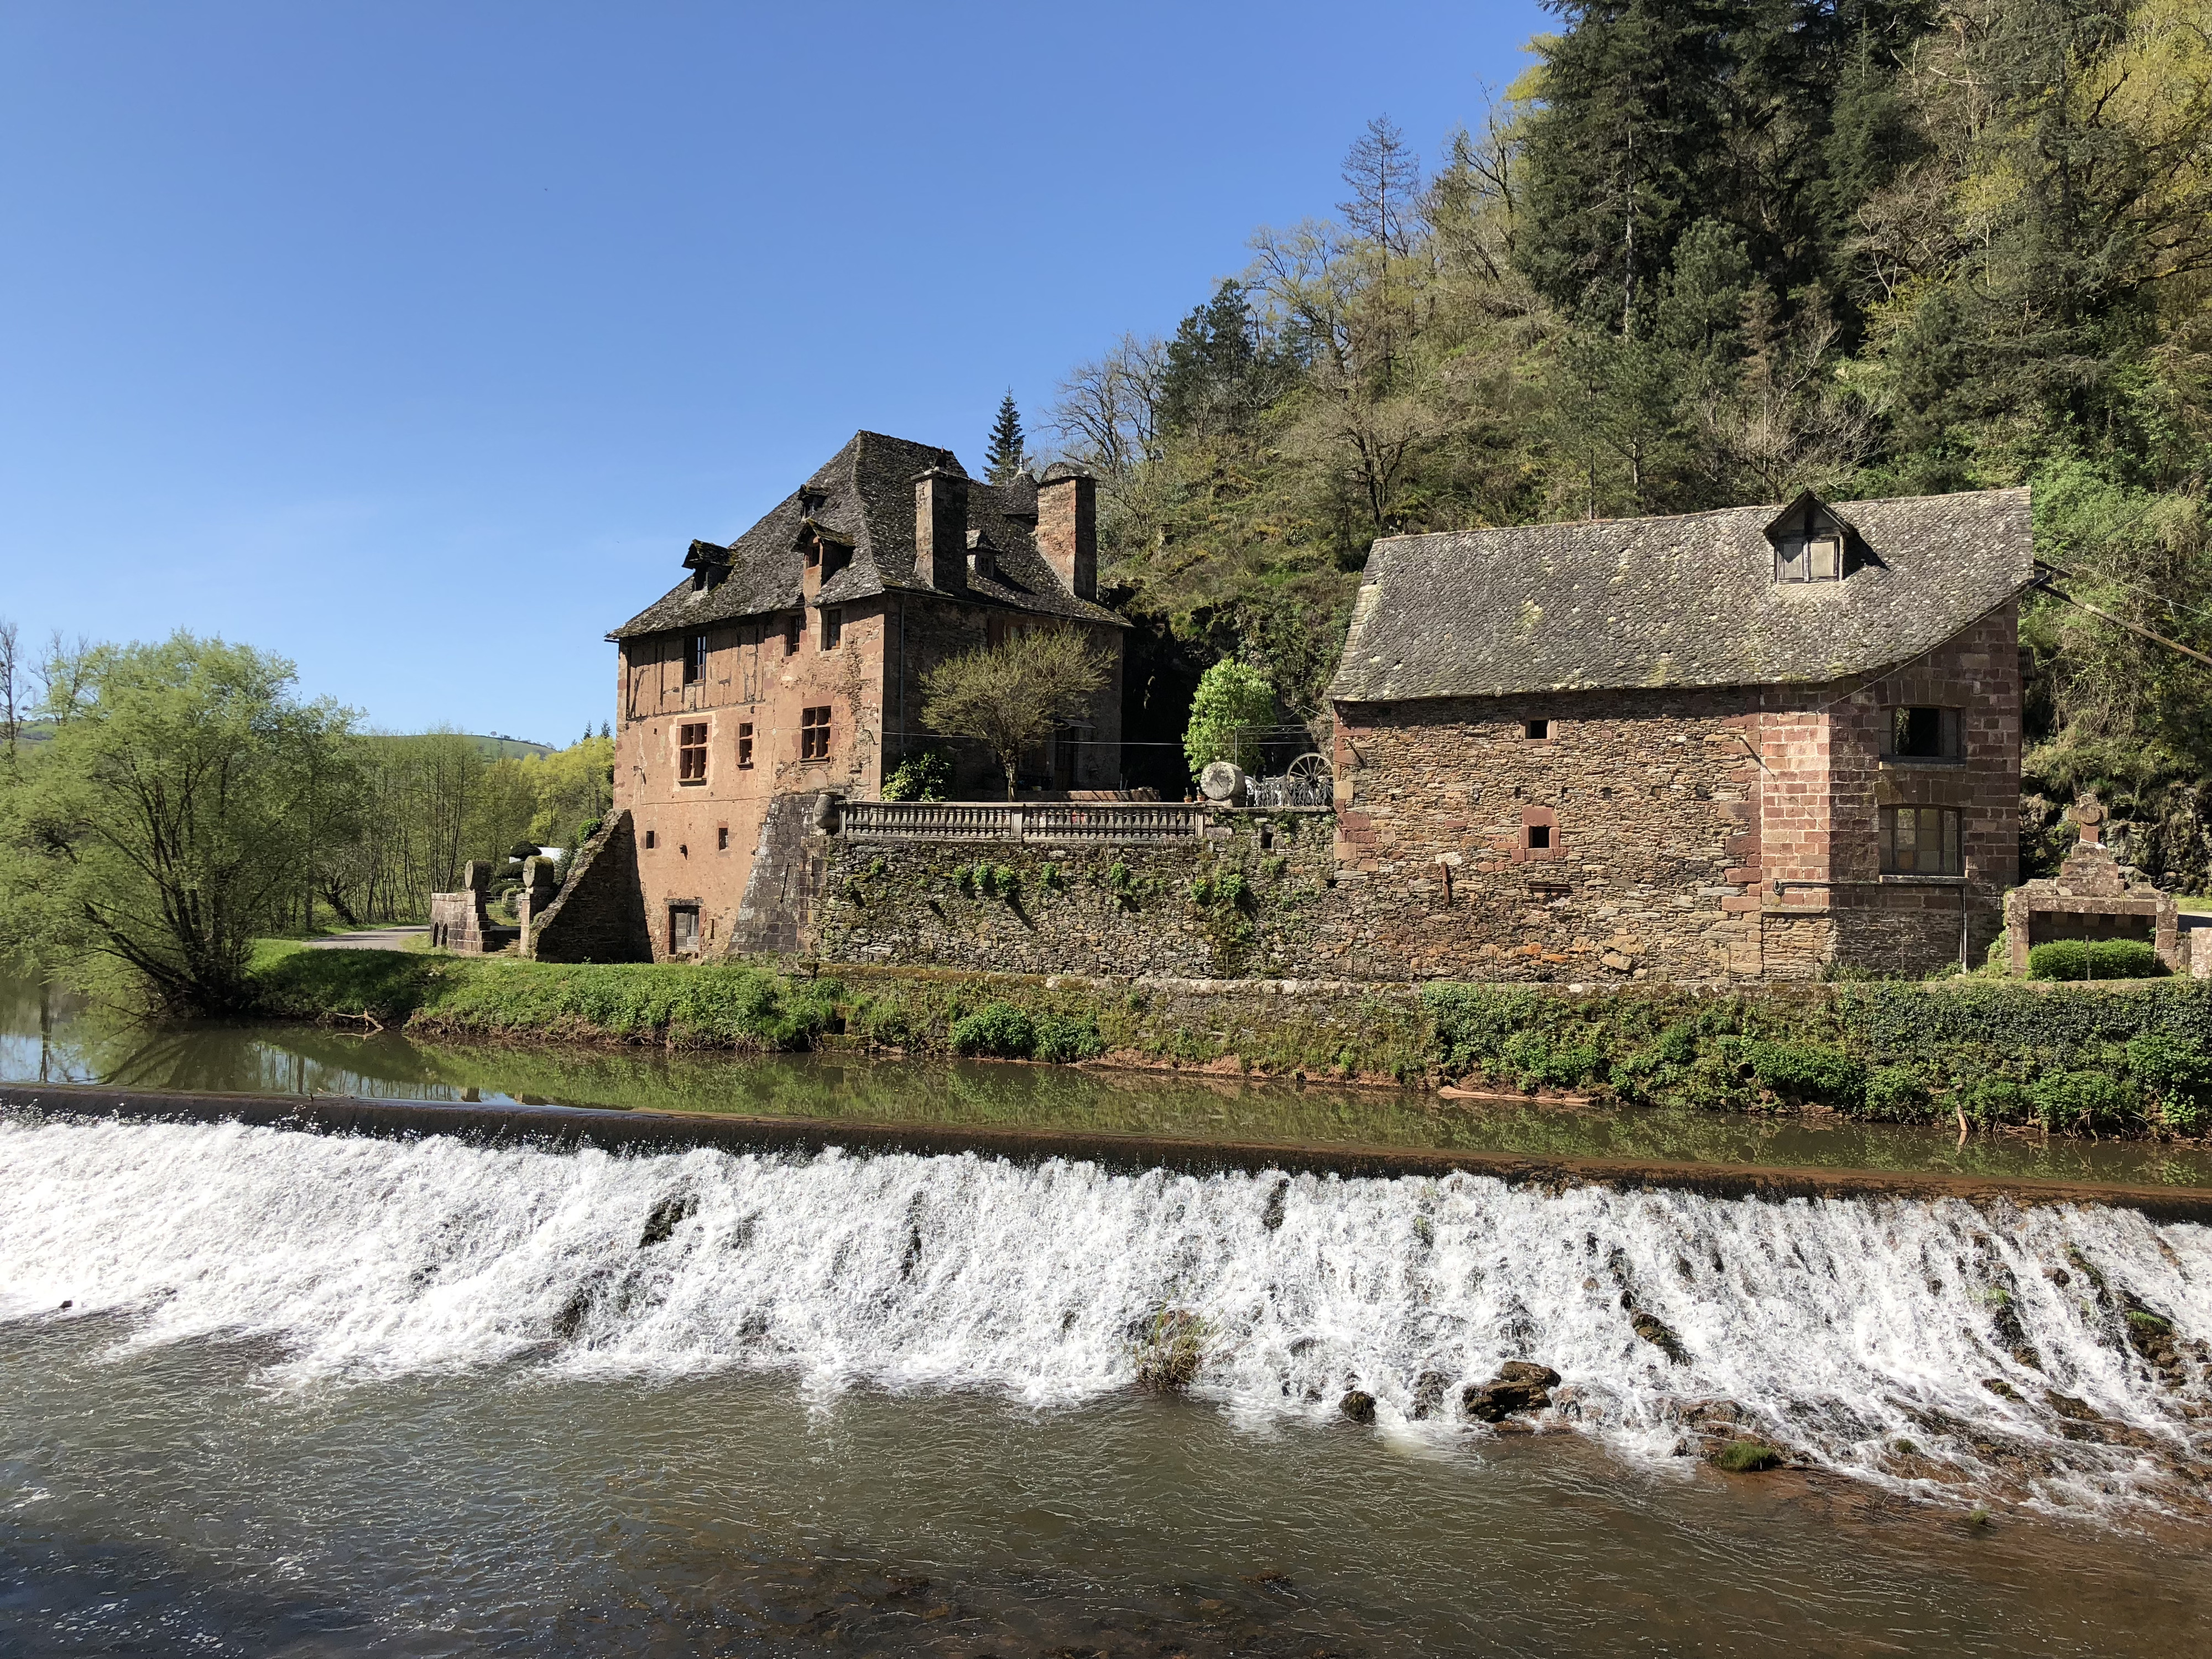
[8,723,550,759]
[463,733,553,759]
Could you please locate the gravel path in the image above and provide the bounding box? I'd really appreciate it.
[306,927,429,952]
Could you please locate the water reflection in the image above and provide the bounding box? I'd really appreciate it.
[6,973,2210,1187]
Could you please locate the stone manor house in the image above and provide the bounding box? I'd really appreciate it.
[522,445,2038,982]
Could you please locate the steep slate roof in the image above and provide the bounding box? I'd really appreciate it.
[1327,487,2034,703]
[611,430,1122,640]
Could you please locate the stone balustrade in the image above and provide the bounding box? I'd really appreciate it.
[842,800,1208,845]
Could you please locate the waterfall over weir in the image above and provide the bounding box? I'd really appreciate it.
[4,1118,2208,1520]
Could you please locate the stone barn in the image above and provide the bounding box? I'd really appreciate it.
[1325,487,2036,980]
[528,430,1127,963]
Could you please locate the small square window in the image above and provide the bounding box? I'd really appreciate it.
[1777,531,1846,583]
[677,722,708,782]
[823,608,843,650]
[1885,706,1962,760]
[1522,719,1551,740]
[800,705,831,761]
[1880,805,1963,874]
[1527,824,1552,850]
[717,825,729,852]
[737,722,754,768]
[683,635,707,685]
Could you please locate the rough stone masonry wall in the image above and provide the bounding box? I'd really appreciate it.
[528,811,653,964]
[814,811,1344,979]
[1328,689,1762,982]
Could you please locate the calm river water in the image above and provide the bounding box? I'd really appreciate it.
[4,976,2211,1656]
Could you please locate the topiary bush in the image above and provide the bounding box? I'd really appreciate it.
[950,1001,1036,1059]
[2028,938,2166,980]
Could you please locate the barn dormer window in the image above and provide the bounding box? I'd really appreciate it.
[1765,491,1854,585]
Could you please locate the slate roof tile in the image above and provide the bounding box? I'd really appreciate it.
[611,430,1121,640]
[1327,487,2034,702]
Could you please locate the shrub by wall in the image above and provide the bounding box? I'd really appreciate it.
[1422,978,2212,1135]
[252,943,2211,1139]
[2027,939,2167,980]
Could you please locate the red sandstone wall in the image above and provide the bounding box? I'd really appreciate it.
[614,601,1126,962]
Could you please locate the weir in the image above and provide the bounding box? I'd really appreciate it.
[4,1084,2210,1523]
[7,1081,2212,1222]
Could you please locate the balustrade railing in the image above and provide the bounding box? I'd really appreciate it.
[842,800,1207,844]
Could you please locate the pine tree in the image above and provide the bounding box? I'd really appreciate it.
[985,392,1027,484]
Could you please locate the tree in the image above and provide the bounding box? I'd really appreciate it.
[986,391,1029,484]
[1339,114,1421,257]
[921,628,1112,800]
[1182,659,1277,778]
[0,633,357,1014]
[0,618,21,775]
[1050,333,1167,479]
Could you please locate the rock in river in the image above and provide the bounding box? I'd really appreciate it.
[1462,1361,1560,1422]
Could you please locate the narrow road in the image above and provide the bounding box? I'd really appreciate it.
[307,927,429,952]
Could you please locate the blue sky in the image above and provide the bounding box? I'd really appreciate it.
[1,1,1544,742]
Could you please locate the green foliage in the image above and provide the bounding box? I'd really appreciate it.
[2028,938,2167,980]
[2027,1070,2141,1135]
[2125,1031,2212,1134]
[1182,659,1276,778]
[880,749,953,802]
[0,633,358,1013]
[1712,1440,1785,1474]
[252,946,841,1050]
[921,629,1113,801]
[1723,1039,1869,1111]
[950,1001,1037,1060]
[985,390,1028,486]
[1034,1011,1104,1065]
[1422,977,2212,1134]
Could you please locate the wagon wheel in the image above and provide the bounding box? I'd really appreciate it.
[1287,752,1332,780]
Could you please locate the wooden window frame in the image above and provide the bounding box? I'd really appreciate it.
[822,607,843,650]
[1880,805,1963,875]
[783,614,802,657]
[676,721,709,784]
[1777,531,1845,584]
[800,705,832,763]
[737,721,754,769]
[683,634,708,685]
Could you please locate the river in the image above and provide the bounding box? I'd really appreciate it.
[3,977,2210,1655]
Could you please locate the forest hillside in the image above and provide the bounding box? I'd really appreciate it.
[1048,0,2212,888]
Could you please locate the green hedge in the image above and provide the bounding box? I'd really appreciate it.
[251,944,2212,1139]
[1422,979,2212,1135]
[251,945,841,1051]
[2027,938,2166,980]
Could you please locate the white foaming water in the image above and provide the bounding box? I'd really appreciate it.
[3,1118,2207,1515]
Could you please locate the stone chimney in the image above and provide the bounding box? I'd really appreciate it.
[1035,462,1096,600]
[914,464,968,592]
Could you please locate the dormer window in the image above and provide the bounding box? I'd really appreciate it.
[1766,491,1854,585]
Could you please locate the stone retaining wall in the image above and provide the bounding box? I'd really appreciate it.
[815,810,1344,979]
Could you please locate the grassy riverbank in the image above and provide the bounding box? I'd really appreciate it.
[249,944,2212,1139]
